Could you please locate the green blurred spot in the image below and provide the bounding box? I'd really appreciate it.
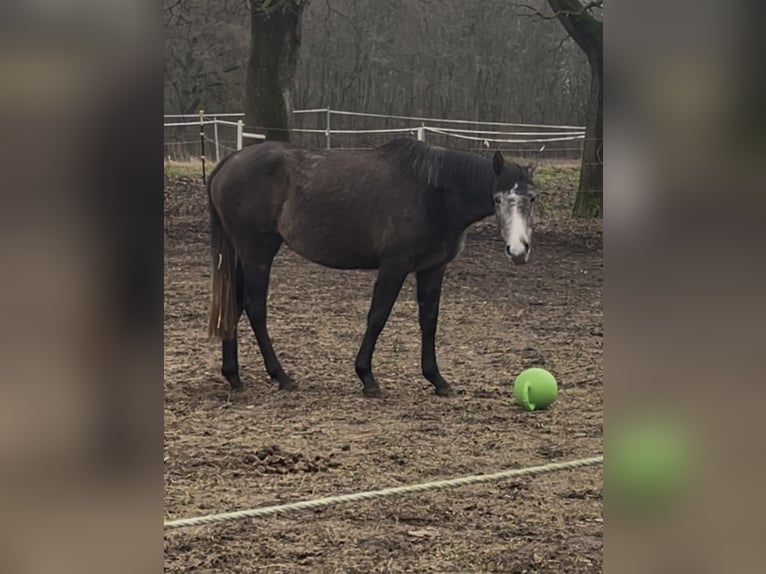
[607,417,697,517]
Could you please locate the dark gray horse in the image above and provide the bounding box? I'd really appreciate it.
[206,138,537,398]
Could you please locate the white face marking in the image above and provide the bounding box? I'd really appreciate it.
[507,193,529,258]
[496,182,532,264]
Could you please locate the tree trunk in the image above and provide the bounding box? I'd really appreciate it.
[547,0,603,217]
[573,59,603,216]
[245,1,306,143]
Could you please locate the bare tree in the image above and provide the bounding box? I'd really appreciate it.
[245,0,310,142]
[546,0,603,216]
[164,0,592,162]
[164,0,250,114]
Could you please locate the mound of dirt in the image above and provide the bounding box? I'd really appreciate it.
[242,445,341,475]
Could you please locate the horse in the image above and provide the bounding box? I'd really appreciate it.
[206,137,538,398]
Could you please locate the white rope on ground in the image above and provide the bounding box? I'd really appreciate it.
[164,455,602,530]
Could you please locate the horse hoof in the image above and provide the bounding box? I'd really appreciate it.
[362,386,383,398]
[227,377,244,391]
[435,385,455,397]
[277,378,298,391]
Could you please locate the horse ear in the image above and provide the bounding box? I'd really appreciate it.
[492,150,504,175]
[526,145,545,177]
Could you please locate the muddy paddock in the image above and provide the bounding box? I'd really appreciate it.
[164,168,603,573]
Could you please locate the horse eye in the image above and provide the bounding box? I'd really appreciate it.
[493,196,502,204]
[530,196,536,203]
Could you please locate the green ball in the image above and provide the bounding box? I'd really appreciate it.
[607,419,694,513]
[513,368,558,411]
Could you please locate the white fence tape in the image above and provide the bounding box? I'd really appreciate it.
[163,109,587,155]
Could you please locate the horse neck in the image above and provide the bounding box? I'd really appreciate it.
[448,157,495,230]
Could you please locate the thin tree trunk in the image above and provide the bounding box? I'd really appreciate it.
[547,0,603,217]
[245,0,306,143]
[573,60,603,216]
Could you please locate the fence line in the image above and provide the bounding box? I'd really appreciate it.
[302,108,585,130]
[164,112,244,118]
[212,119,242,127]
[163,110,590,166]
[428,127,584,137]
[164,108,586,130]
[292,107,330,114]
[164,140,202,147]
[164,455,602,530]
[425,127,585,144]
[290,127,418,135]
[164,120,220,128]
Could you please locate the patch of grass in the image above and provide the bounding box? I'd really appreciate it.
[533,160,580,190]
[164,158,217,178]
[530,160,581,221]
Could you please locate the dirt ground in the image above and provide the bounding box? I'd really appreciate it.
[164,168,603,573]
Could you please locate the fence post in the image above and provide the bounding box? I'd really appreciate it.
[236,119,244,150]
[213,116,220,163]
[199,109,206,184]
[417,124,425,142]
[325,108,331,150]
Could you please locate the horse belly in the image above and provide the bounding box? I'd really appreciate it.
[278,209,382,270]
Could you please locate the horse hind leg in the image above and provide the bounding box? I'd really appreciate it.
[241,234,296,391]
[221,261,245,389]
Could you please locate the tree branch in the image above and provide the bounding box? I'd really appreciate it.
[323,0,361,36]
[511,2,555,20]
[549,34,571,54]
[512,1,602,21]
[164,0,185,13]
[546,0,602,60]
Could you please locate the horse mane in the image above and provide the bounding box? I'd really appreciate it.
[377,138,496,194]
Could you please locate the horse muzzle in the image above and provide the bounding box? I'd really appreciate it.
[505,242,530,265]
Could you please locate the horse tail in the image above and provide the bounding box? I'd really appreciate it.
[206,153,239,340]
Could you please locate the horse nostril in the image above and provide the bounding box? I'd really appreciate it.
[505,245,512,256]
[521,239,530,254]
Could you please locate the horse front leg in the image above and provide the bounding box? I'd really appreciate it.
[355,261,409,398]
[416,265,454,397]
